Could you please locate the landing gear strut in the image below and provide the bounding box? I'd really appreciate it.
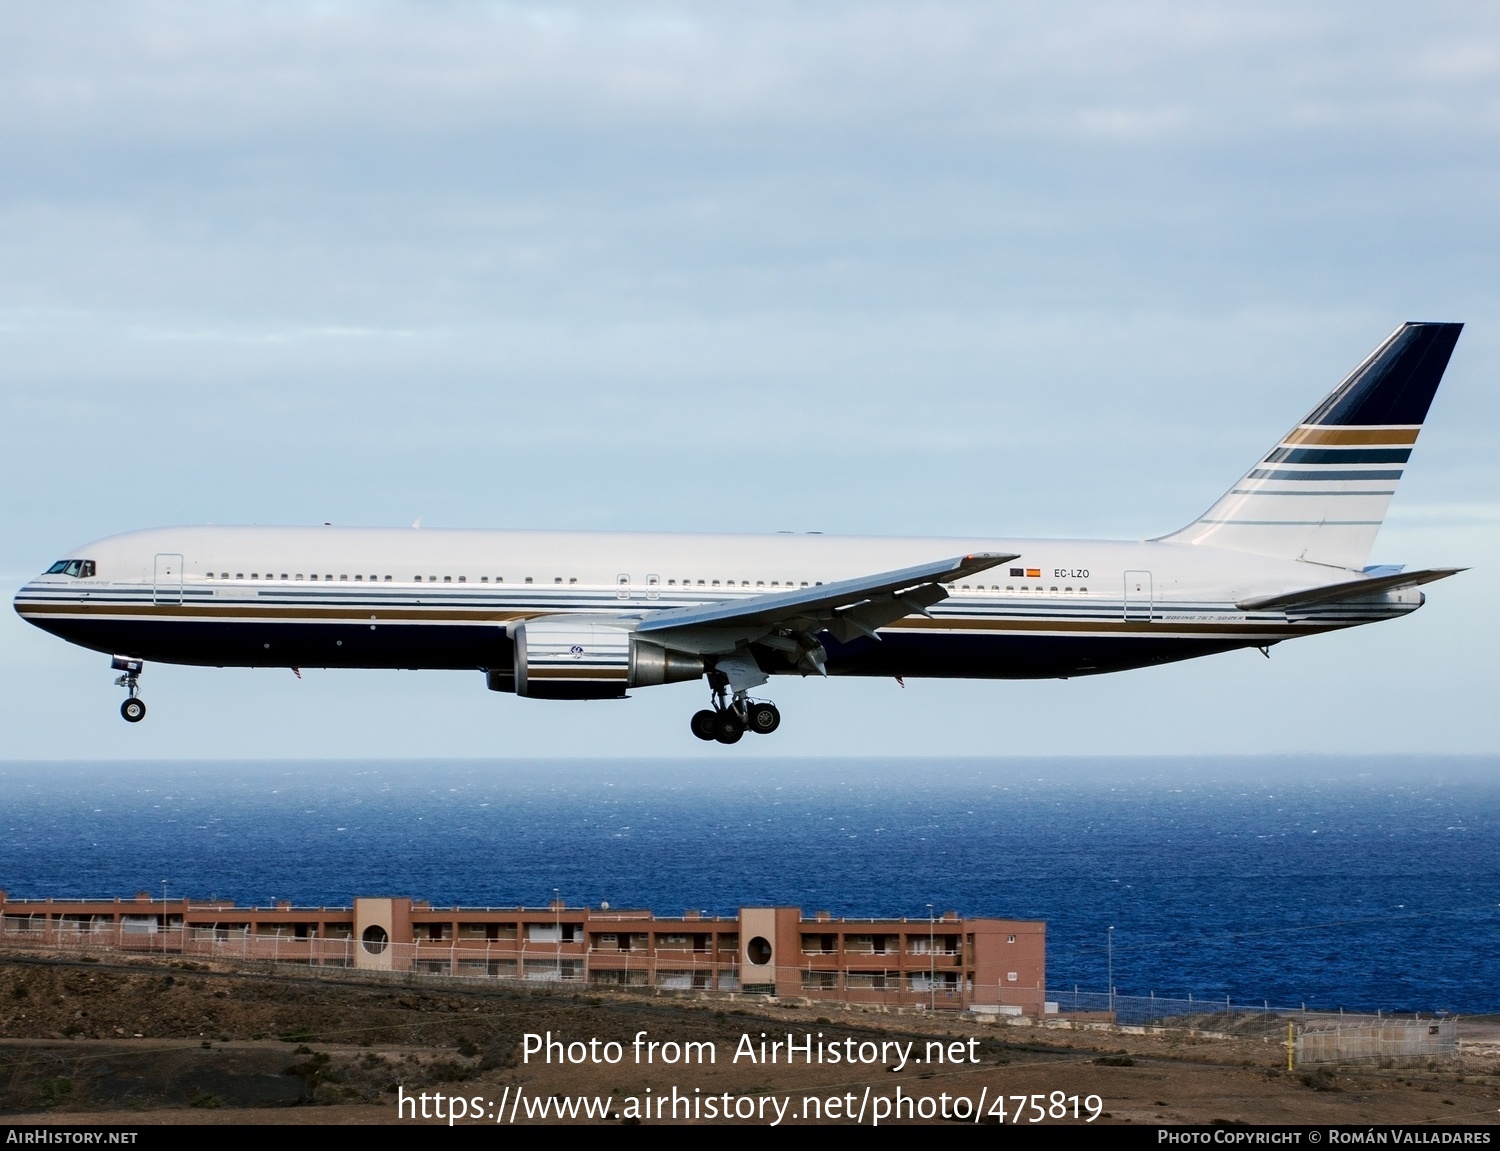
[112,656,146,723]
[689,673,780,744]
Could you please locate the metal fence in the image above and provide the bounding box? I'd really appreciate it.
[1296,1018,1457,1065]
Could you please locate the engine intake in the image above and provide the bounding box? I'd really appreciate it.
[510,619,704,699]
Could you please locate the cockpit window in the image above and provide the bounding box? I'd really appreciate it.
[46,560,95,578]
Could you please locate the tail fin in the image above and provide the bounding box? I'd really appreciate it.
[1160,321,1462,570]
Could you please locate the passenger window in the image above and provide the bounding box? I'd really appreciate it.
[206,572,215,580]
[354,574,362,581]
[555,577,563,584]
[524,577,533,584]
[443,576,451,582]
[340,574,348,581]
[481,576,488,582]
[311,574,318,581]
[296,574,304,581]
[457,576,466,582]
[414,575,422,582]
[236,573,243,579]
[383,575,391,581]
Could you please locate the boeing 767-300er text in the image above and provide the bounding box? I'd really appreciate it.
[15,322,1465,743]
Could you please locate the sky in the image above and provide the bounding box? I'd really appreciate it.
[1,1,1497,758]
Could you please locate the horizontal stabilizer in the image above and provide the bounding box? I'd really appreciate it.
[1237,567,1464,612]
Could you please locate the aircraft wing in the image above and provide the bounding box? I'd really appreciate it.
[634,551,1017,650]
[1237,567,1464,613]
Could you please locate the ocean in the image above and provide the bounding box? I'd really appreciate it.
[1,756,1496,1014]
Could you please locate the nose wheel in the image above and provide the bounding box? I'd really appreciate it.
[112,656,146,723]
[689,691,780,744]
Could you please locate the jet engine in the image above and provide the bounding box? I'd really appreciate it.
[501,618,704,699]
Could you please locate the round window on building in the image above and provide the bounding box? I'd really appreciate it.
[361,925,389,955]
[747,936,772,965]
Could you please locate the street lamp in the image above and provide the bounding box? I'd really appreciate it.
[554,888,561,980]
[162,880,169,956]
[1107,926,1115,1016]
[926,904,935,1011]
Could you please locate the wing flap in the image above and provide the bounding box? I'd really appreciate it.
[1237,567,1464,612]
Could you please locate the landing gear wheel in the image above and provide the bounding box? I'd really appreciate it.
[712,712,744,744]
[120,698,146,723]
[747,702,781,735]
[690,709,718,741]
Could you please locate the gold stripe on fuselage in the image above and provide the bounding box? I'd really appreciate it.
[16,600,1334,639]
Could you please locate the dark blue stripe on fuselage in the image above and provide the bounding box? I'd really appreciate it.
[30,614,1272,680]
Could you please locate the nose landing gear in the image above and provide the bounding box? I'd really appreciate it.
[112,656,146,723]
[689,678,780,744]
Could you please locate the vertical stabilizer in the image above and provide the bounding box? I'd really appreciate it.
[1161,322,1461,570]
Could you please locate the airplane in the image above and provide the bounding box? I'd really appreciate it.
[14,321,1464,745]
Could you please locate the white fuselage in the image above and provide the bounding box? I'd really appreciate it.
[14,524,1421,683]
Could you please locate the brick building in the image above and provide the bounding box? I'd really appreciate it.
[0,891,1045,1015]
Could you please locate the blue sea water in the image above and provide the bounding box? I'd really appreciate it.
[1,756,1497,1015]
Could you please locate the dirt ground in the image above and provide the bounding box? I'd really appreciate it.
[2,948,1497,1125]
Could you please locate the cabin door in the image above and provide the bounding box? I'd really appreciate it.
[1123,570,1153,622]
[153,553,184,605]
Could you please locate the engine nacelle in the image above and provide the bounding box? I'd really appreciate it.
[510,619,704,699]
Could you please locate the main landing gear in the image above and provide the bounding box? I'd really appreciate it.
[690,676,781,745]
[112,656,146,723]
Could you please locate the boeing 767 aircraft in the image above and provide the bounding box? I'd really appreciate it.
[15,322,1464,744]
